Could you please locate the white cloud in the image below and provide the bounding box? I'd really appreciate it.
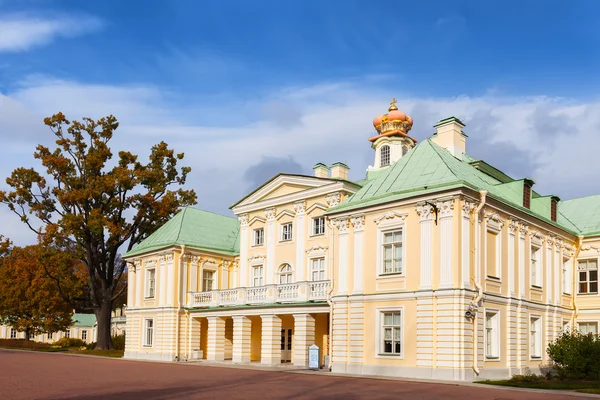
[0,13,103,52]
[2,77,600,245]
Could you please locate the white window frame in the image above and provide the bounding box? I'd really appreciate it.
[562,258,571,294]
[143,319,154,347]
[380,145,390,167]
[310,257,326,281]
[376,221,406,277]
[253,228,264,246]
[281,222,293,242]
[578,259,598,294]
[202,269,216,292]
[252,265,264,287]
[531,246,541,288]
[65,330,70,339]
[485,309,500,360]
[47,332,53,340]
[81,330,88,341]
[312,216,326,236]
[375,306,404,359]
[577,321,598,335]
[10,328,17,339]
[485,225,502,280]
[278,263,293,284]
[530,315,542,359]
[145,268,156,299]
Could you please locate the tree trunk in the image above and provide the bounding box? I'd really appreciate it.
[95,295,113,350]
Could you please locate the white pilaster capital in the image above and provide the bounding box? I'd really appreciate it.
[239,214,249,227]
[265,208,276,222]
[335,218,349,234]
[461,199,476,216]
[518,223,529,237]
[416,203,434,221]
[293,201,306,216]
[508,219,519,234]
[350,215,366,231]
[326,192,342,208]
[436,200,454,218]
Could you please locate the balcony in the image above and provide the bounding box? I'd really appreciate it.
[188,280,331,308]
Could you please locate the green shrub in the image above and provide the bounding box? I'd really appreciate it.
[111,334,125,350]
[0,339,54,350]
[85,342,97,350]
[547,330,600,380]
[53,337,86,348]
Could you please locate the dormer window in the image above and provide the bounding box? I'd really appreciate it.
[380,145,390,167]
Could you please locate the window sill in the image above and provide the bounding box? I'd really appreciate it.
[530,356,542,360]
[142,345,153,348]
[486,275,501,281]
[309,233,325,238]
[578,292,599,295]
[279,239,293,243]
[376,354,403,359]
[251,244,264,247]
[144,297,155,300]
[531,285,543,290]
[485,356,500,361]
[377,273,404,279]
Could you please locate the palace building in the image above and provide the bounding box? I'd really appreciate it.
[123,99,600,381]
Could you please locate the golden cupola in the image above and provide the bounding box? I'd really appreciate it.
[370,98,416,143]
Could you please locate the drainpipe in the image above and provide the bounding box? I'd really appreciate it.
[175,244,186,361]
[571,236,584,329]
[471,190,487,376]
[326,218,335,371]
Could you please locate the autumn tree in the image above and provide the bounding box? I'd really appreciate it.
[0,113,197,349]
[0,240,87,336]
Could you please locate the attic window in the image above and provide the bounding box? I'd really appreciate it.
[523,182,531,209]
[381,145,390,167]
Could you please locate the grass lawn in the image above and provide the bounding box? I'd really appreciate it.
[478,379,600,394]
[66,349,124,358]
[0,340,123,358]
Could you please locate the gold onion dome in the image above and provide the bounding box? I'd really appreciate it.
[372,98,413,135]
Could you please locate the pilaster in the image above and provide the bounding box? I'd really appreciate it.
[166,252,174,306]
[437,200,454,288]
[206,316,226,361]
[462,201,475,288]
[265,208,276,285]
[416,204,433,290]
[336,218,350,295]
[239,215,249,287]
[518,224,528,298]
[260,314,282,365]
[294,201,306,282]
[232,315,252,363]
[292,313,315,366]
[351,215,365,294]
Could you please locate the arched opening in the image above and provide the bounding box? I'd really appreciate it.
[380,145,390,167]
[278,263,293,284]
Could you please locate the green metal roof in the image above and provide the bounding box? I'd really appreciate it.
[327,139,582,235]
[559,194,600,237]
[72,313,96,327]
[124,207,240,258]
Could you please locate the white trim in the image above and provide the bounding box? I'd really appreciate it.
[484,308,500,361]
[375,306,404,359]
[276,209,295,221]
[145,267,156,299]
[143,318,154,347]
[306,202,328,214]
[485,221,502,280]
[376,219,407,278]
[529,314,543,360]
[248,216,266,226]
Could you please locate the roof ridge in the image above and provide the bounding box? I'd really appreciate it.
[175,207,187,242]
[426,139,464,183]
[560,193,600,203]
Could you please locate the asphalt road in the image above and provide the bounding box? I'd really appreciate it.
[0,349,588,400]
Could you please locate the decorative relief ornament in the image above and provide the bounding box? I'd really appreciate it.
[416,203,434,221]
[247,254,266,263]
[305,244,329,254]
[335,218,349,234]
[373,211,408,225]
[436,200,454,218]
[293,201,306,216]
[462,200,476,216]
[265,208,276,221]
[238,214,249,227]
[508,219,519,233]
[350,215,366,231]
[165,252,174,262]
[518,223,529,236]
[485,212,505,229]
[326,192,341,208]
[132,259,141,272]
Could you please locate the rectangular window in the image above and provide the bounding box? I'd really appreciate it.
[311,258,326,281]
[47,332,53,340]
[562,259,570,294]
[202,270,215,292]
[531,246,541,287]
[578,322,598,335]
[382,230,403,275]
[146,268,156,298]
[10,329,17,339]
[578,260,598,294]
[485,311,500,359]
[312,217,325,236]
[380,311,402,355]
[253,228,264,246]
[144,319,154,347]
[65,330,70,339]
[281,223,293,241]
[487,230,499,278]
[252,266,264,287]
[530,316,542,358]
[81,330,88,341]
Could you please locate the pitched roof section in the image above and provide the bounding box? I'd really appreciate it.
[328,139,581,235]
[124,207,240,258]
[72,313,96,327]
[559,194,600,236]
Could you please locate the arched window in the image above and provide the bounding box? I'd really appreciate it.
[402,145,409,156]
[278,263,293,284]
[380,145,390,167]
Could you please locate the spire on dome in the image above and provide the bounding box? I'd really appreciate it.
[370,98,416,142]
[389,97,398,111]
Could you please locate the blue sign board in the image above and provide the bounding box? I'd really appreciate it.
[308,344,320,370]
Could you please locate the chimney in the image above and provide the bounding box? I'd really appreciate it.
[550,195,560,222]
[432,117,467,159]
[523,178,534,209]
[313,163,329,178]
[330,162,349,180]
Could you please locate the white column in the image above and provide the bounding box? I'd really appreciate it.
[180,254,188,304]
[508,221,517,296]
[293,313,315,366]
[351,215,365,294]
[190,257,198,292]
[166,253,174,306]
[232,315,252,363]
[136,261,144,307]
[238,215,249,287]
[206,316,226,361]
[519,225,527,298]
[437,200,454,288]
[336,219,349,295]
[261,314,282,365]
[546,243,553,303]
[127,261,136,308]
[159,257,167,306]
[294,201,306,282]
[554,246,560,304]
[222,261,230,290]
[416,204,433,290]
[462,201,475,288]
[265,208,276,285]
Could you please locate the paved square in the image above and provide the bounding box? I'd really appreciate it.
[0,350,589,399]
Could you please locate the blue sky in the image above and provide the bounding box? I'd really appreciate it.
[1,0,600,245]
